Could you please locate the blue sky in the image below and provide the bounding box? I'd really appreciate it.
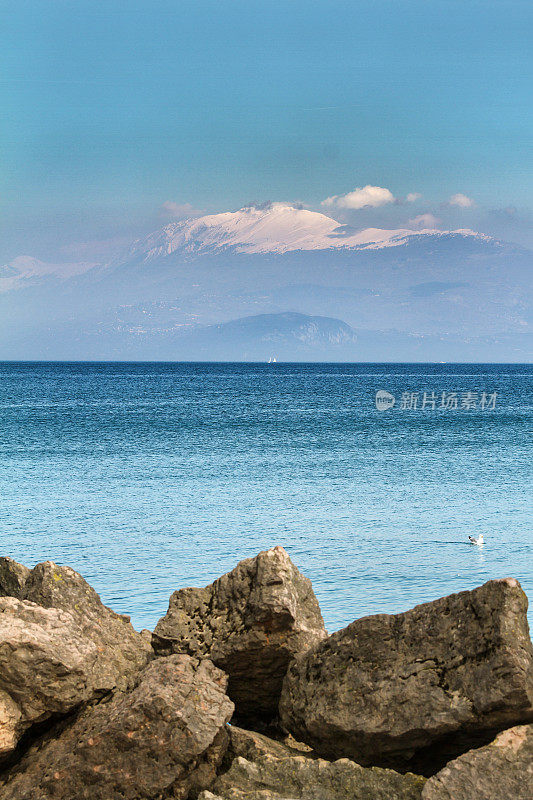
[1,0,532,260]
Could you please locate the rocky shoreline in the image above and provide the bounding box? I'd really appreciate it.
[0,546,532,799]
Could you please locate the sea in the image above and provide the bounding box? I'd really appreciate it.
[0,362,531,632]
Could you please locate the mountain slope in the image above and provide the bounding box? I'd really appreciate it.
[1,203,531,360]
[182,311,357,359]
[3,307,530,361]
[125,202,490,261]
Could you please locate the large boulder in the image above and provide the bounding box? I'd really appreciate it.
[422,724,533,800]
[0,654,234,800]
[0,557,29,598]
[199,753,426,800]
[280,578,533,773]
[0,597,102,755]
[153,546,326,721]
[0,559,151,757]
[22,560,151,692]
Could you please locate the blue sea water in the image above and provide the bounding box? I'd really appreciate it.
[0,362,531,632]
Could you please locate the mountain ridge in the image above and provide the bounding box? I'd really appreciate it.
[2,203,506,292]
[1,203,531,361]
[125,202,495,263]
[3,309,530,362]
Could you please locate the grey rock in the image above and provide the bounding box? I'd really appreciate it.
[154,546,326,721]
[227,724,316,762]
[0,560,151,757]
[200,753,426,800]
[280,578,533,773]
[0,654,234,800]
[0,557,30,598]
[0,597,101,755]
[422,724,533,800]
[23,560,151,693]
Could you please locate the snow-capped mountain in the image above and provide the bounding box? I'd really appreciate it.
[125,202,491,261]
[1,203,498,291]
[1,202,531,360]
[0,255,96,293]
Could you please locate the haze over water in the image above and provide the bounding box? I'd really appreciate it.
[0,362,531,632]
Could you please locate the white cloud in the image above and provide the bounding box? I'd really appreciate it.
[448,193,475,208]
[408,213,440,229]
[406,192,421,203]
[161,201,200,218]
[322,185,395,210]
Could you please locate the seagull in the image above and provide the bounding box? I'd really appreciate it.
[469,535,484,546]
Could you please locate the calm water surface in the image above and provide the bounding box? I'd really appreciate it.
[0,362,531,631]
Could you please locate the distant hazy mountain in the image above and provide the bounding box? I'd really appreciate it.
[174,311,357,360]
[1,204,531,360]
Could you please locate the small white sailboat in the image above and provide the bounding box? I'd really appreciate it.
[268,356,277,363]
[468,534,484,546]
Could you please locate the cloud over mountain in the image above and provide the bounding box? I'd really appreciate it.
[448,193,475,208]
[408,213,440,229]
[322,185,396,210]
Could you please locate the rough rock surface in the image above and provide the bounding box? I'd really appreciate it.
[280,578,533,773]
[0,597,101,755]
[22,560,151,692]
[422,724,533,800]
[0,655,234,800]
[153,546,326,721]
[0,560,151,757]
[0,557,29,598]
[227,725,315,763]
[199,753,426,800]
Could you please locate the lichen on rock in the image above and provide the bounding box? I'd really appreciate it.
[200,752,426,800]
